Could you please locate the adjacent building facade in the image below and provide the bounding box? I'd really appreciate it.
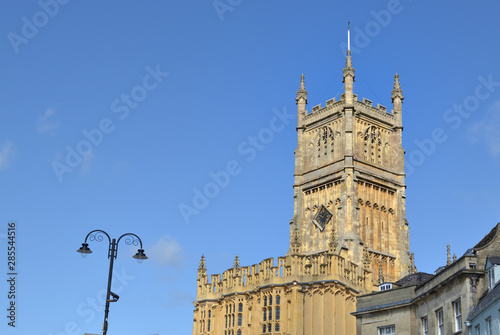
[353,223,500,335]
[192,46,416,335]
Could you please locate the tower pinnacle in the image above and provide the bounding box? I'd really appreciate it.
[343,50,355,105]
[391,73,404,127]
[296,74,308,103]
[391,73,404,101]
[296,74,308,126]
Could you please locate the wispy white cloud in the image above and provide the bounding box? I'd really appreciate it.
[467,100,500,157]
[37,107,61,133]
[79,152,94,175]
[0,141,16,170]
[163,290,194,309]
[148,235,185,268]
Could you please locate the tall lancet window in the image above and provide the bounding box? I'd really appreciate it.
[317,126,335,164]
[364,126,382,164]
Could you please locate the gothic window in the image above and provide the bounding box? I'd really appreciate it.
[317,126,334,158]
[238,314,242,327]
[268,323,272,333]
[263,309,266,321]
[208,310,211,318]
[263,296,267,307]
[262,325,266,333]
[275,306,280,320]
[276,295,280,305]
[237,330,241,335]
[364,125,382,164]
[208,320,211,332]
[238,303,243,313]
[269,295,272,306]
[275,323,280,332]
[268,308,272,320]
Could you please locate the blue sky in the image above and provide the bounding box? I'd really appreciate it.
[1,0,500,334]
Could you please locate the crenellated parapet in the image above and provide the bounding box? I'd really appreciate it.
[196,252,373,302]
[302,94,396,129]
[354,99,395,126]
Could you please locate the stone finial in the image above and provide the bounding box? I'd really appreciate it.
[234,254,240,269]
[362,247,371,270]
[291,228,301,255]
[295,73,308,104]
[199,254,206,270]
[447,244,451,266]
[378,258,385,284]
[391,73,404,102]
[453,253,457,262]
[198,255,207,278]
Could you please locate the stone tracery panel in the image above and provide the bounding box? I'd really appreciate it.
[304,120,342,170]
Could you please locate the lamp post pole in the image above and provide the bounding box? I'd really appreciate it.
[77,230,148,335]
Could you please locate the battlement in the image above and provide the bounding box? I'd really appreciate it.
[353,97,397,129]
[196,252,372,301]
[303,96,344,125]
[302,94,395,128]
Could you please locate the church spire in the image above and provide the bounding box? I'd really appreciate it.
[342,24,355,105]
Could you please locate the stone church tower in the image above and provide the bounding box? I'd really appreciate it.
[192,47,415,335]
[290,49,412,283]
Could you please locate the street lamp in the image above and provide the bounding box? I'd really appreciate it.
[77,230,148,335]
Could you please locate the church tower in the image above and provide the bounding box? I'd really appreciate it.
[192,30,415,335]
[291,49,412,283]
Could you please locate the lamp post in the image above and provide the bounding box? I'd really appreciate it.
[77,230,148,335]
